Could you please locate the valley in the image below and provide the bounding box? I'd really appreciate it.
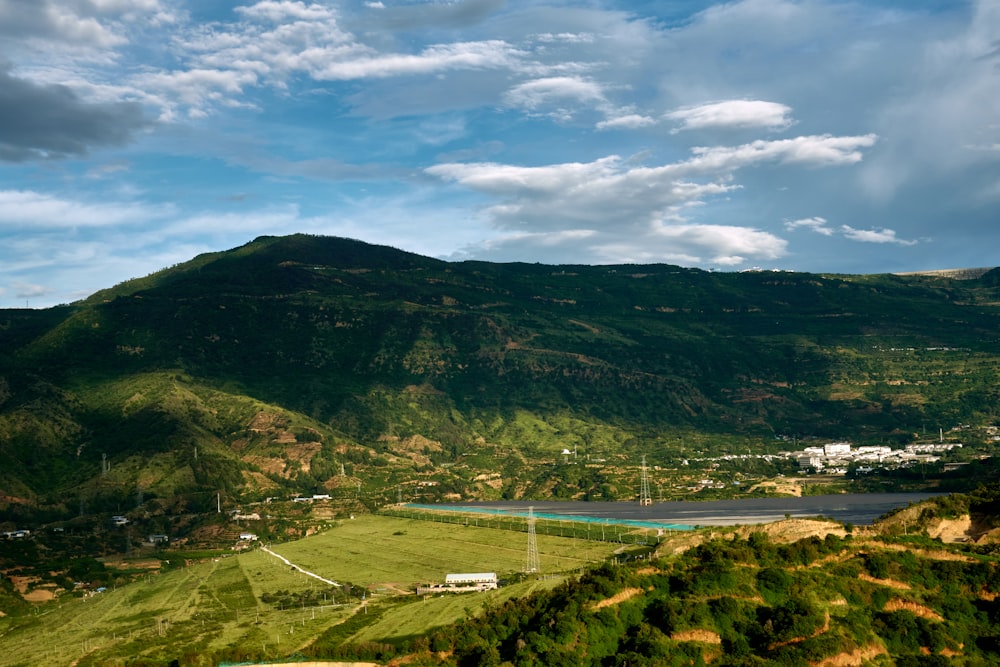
[2,234,1000,664]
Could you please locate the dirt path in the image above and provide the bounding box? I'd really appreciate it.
[262,545,342,588]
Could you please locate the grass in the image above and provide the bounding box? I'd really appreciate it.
[0,514,617,666]
[271,515,613,587]
[349,577,566,645]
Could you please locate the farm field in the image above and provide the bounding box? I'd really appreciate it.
[0,514,621,666]
[273,514,614,589]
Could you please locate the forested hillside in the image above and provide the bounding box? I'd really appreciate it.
[1,234,999,517]
[407,530,1000,666]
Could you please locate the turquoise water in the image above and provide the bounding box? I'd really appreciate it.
[404,503,695,531]
[404,493,939,527]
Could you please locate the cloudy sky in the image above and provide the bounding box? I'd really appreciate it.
[1,0,998,307]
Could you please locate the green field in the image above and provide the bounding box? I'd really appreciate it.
[0,515,622,666]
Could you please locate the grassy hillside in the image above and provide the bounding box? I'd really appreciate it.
[6,505,1000,666]
[0,514,619,666]
[1,234,999,519]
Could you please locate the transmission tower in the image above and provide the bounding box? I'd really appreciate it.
[525,506,540,574]
[639,455,652,506]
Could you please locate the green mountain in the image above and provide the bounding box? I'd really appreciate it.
[2,234,999,517]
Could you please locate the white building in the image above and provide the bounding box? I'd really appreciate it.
[418,572,498,594]
[797,455,823,470]
[445,573,498,588]
[824,442,851,456]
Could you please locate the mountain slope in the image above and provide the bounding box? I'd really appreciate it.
[2,234,999,513]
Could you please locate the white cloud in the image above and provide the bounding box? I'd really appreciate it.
[235,1,335,23]
[504,77,657,128]
[429,134,878,230]
[428,129,878,264]
[784,216,834,235]
[0,1,125,48]
[0,190,173,228]
[534,32,596,45]
[133,69,259,113]
[313,41,519,80]
[504,76,607,110]
[667,100,794,132]
[596,114,657,130]
[13,281,52,299]
[452,223,786,267]
[651,223,787,264]
[429,155,740,230]
[689,134,878,170]
[785,217,918,246]
[840,225,917,245]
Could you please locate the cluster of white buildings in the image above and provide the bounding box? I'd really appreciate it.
[792,441,961,473]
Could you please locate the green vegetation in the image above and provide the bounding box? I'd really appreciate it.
[2,235,999,523]
[0,516,1000,666]
[407,530,1000,666]
[0,514,616,666]
[3,234,1000,662]
[7,496,1000,665]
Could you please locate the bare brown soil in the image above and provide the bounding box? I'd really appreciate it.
[284,442,323,472]
[810,644,887,666]
[242,454,287,476]
[670,629,721,644]
[734,519,847,542]
[590,587,643,610]
[884,598,944,621]
[927,517,973,543]
[858,573,911,590]
[748,480,802,496]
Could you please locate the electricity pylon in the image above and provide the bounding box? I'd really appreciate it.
[525,506,540,574]
[639,455,652,506]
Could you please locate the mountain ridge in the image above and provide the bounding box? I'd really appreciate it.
[2,233,999,518]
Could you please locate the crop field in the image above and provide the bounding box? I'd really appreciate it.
[0,514,621,666]
[272,514,613,588]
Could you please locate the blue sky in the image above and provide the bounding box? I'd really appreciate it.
[1,0,998,307]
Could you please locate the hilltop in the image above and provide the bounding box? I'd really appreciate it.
[1,234,999,524]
